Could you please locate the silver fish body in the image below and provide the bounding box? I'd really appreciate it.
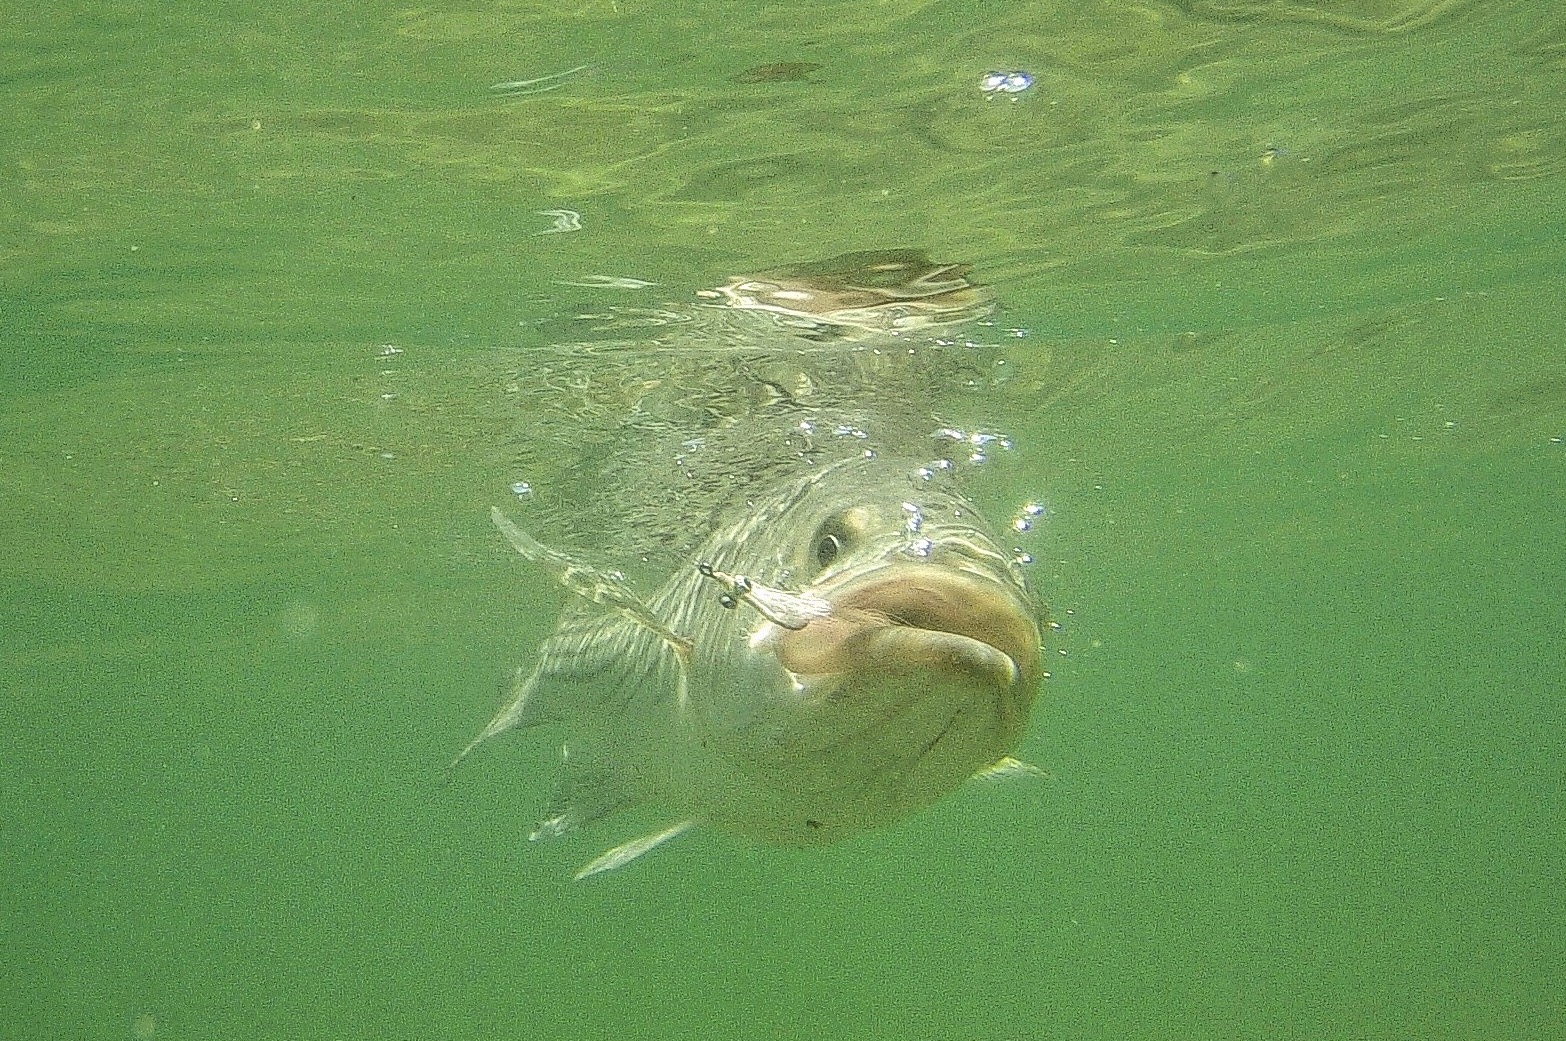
[460,252,1046,876]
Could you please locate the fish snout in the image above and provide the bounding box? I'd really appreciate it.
[773,566,1042,695]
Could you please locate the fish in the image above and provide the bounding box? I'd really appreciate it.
[455,250,1046,878]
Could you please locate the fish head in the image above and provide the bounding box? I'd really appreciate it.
[684,459,1043,842]
[695,249,995,339]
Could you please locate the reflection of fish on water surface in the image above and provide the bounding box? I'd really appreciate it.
[454,250,1049,879]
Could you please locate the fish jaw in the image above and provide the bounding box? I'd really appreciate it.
[701,561,1042,845]
[772,565,1041,702]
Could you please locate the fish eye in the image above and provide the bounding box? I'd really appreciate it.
[811,513,856,569]
[811,508,875,570]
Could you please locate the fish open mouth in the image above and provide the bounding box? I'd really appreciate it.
[771,567,1041,694]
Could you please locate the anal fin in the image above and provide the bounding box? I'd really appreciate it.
[574,820,696,881]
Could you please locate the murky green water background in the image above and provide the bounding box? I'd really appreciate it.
[3,1,1564,1038]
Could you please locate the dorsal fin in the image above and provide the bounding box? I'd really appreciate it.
[528,743,640,840]
[450,666,540,767]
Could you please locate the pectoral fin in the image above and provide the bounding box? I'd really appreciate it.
[971,755,1053,782]
[574,820,696,880]
[491,507,691,660]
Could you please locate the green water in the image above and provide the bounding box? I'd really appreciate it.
[3,1,1563,1038]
